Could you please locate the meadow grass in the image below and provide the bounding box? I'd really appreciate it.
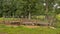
[0,25,60,34]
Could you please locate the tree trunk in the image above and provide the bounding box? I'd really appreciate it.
[28,12,31,20]
[45,0,48,20]
[45,0,54,26]
[45,0,49,21]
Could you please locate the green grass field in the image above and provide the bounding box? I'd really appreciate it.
[0,25,60,34]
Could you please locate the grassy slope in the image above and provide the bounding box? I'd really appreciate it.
[0,25,60,34]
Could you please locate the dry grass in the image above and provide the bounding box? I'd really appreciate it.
[23,25,39,28]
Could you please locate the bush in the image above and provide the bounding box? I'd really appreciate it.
[32,15,45,20]
[56,14,60,20]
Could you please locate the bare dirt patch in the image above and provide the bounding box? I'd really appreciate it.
[23,25,40,28]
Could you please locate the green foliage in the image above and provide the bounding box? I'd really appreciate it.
[32,15,45,20]
[0,0,60,18]
[56,14,60,20]
[55,22,60,28]
[0,18,20,21]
